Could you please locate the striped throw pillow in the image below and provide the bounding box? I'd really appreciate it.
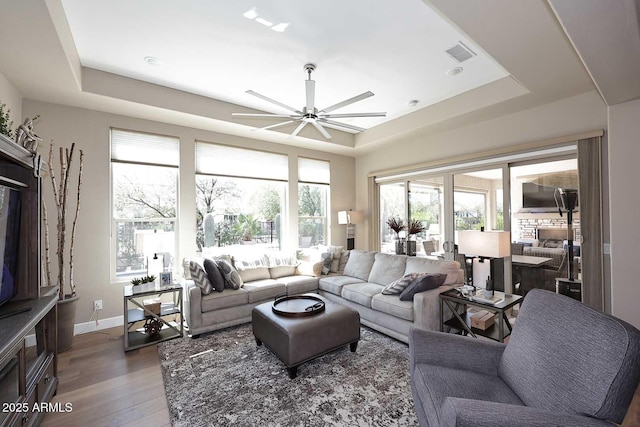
[382,273,420,295]
[189,261,213,295]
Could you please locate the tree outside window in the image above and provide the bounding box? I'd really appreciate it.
[196,175,285,251]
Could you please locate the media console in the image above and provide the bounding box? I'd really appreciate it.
[0,133,57,426]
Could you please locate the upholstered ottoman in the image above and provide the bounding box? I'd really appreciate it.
[252,295,360,378]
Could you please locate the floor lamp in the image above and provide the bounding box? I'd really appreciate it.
[532,172,581,301]
[554,188,581,300]
[338,210,363,250]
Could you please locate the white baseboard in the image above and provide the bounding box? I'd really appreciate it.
[24,316,124,346]
[74,315,124,335]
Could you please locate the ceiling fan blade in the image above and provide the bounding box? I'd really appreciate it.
[320,91,374,113]
[306,79,315,112]
[232,113,300,118]
[320,112,386,118]
[318,118,366,133]
[255,120,297,131]
[246,90,303,114]
[310,121,332,139]
[288,121,308,138]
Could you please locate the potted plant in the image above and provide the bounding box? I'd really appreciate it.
[386,217,406,255]
[43,140,84,352]
[406,219,425,256]
[130,275,157,286]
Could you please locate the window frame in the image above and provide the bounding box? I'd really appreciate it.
[110,128,180,283]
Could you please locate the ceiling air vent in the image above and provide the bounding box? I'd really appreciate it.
[445,41,477,63]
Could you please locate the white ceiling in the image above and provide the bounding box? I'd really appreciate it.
[59,0,508,131]
[0,0,610,154]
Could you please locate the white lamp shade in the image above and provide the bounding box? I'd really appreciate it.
[457,230,511,258]
[348,211,364,224]
[338,210,364,225]
[338,211,349,225]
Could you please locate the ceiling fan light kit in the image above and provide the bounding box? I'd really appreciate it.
[233,63,386,139]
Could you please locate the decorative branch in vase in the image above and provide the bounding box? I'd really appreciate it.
[386,217,406,255]
[406,220,425,256]
[42,140,84,352]
[44,140,84,299]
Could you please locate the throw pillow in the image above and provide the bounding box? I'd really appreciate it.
[337,250,350,273]
[382,273,420,295]
[399,273,447,301]
[320,252,333,275]
[189,261,213,295]
[343,250,376,281]
[203,258,225,292]
[216,257,243,290]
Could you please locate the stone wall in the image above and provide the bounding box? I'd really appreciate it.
[516,217,581,241]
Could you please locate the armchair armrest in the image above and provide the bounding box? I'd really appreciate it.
[409,327,506,375]
[441,398,614,427]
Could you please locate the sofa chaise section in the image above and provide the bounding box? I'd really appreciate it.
[319,251,464,343]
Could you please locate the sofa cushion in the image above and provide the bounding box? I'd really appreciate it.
[202,258,225,292]
[270,265,297,279]
[371,293,414,321]
[238,267,271,282]
[343,250,377,281]
[399,273,447,301]
[404,257,462,285]
[242,280,286,303]
[368,252,407,286]
[201,288,249,312]
[189,261,213,295]
[318,275,365,295]
[341,282,385,308]
[278,275,319,295]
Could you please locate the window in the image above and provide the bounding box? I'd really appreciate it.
[379,182,406,253]
[111,129,179,280]
[298,158,330,248]
[195,142,287,251]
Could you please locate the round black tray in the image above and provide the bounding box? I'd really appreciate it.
[272,295,325,318]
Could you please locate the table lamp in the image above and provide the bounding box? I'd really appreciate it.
[338,210,363,250]
[457,230,511,295]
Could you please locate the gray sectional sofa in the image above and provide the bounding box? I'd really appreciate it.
[183,249,464,342]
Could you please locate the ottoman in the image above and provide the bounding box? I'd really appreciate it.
[252,295,360,378]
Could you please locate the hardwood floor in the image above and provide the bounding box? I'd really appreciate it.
[39,326,640,427]
[41,327,170,427]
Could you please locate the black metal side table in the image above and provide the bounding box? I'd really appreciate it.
[439,289,522,342]
[124,283,183,351]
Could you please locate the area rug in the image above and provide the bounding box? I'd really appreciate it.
[157,324,418,426]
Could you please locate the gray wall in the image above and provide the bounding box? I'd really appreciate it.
[24,99,356,325]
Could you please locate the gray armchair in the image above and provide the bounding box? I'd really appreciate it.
[410,289,640,426]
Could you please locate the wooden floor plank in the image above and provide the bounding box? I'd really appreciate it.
[40,325,640,426]
[41,327,171,427]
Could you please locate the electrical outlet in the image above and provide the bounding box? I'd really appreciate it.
[93,299,103,311]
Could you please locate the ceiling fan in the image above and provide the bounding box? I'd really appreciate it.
[233,63,386,139]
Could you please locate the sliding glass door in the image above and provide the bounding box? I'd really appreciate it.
[409,177,444,256]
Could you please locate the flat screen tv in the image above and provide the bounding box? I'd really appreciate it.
[522,181,578,212]
[0,184,21,306]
